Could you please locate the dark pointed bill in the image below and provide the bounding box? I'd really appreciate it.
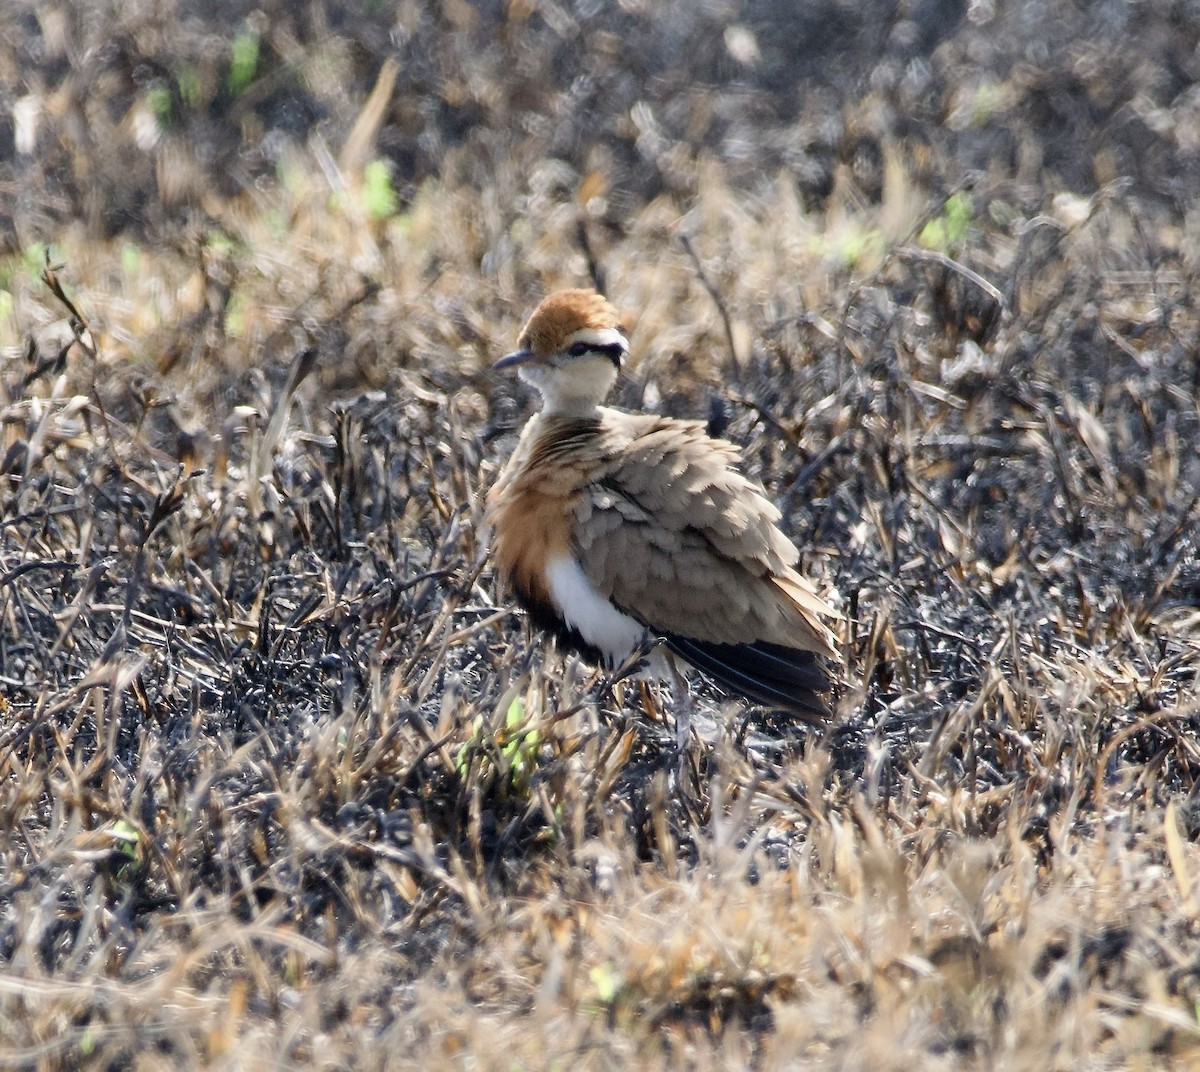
[494,348,536,369]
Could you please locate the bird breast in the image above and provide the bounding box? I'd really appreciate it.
[486,414,615,647]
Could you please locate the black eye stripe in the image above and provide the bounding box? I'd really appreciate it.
[568,341,625,366]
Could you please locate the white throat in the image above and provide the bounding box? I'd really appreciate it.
[519,356,618,418]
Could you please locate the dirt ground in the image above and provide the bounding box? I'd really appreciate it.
[3,1,1200,1068]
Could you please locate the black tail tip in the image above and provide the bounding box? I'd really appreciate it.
[662,633,835,721]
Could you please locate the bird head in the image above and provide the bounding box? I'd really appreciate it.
[495,289,628,416]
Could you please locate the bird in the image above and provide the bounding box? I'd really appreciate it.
[486,288,842,719]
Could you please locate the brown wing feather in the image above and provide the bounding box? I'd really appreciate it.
[573,410,840,659]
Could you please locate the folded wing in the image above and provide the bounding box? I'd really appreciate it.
[574,412,841,714]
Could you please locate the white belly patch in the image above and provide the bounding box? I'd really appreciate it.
[545,555,644,665]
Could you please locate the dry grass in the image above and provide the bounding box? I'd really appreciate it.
[4,2,1200,1069]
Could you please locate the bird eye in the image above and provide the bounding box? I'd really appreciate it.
[568,342,591,357]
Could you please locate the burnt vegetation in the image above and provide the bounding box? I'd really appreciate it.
[3,1,1200,1067]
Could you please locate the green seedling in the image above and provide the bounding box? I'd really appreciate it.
[456,695,542,793]
[363,160,399,219]
[228,28,260,96]
[920,191,973,252]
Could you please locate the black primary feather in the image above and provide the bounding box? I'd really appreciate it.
[660,633,831,719]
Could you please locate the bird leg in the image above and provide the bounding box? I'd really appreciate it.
[665,650,695,770]
[607,632,658,684]
[594,638,651,722]
[596,636,680,751]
